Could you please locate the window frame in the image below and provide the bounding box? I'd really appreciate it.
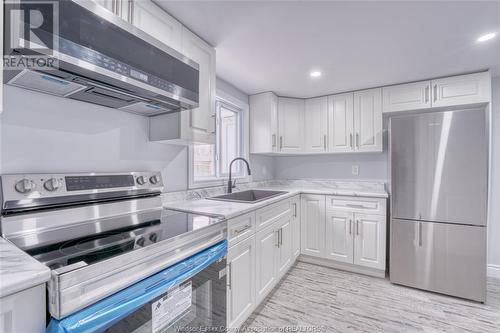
[188,90,250,189]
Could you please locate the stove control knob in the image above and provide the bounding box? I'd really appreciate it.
[136,176,147,185]
[149,175,160,185]
[44,178,62,192]
[136,237,145,247]
[149,233,158,243]
[14,179,36,194]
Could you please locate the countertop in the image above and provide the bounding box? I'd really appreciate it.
[0,237,51,298]
[163,184,388,219]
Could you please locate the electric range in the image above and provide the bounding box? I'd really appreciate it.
[0,172,226,319]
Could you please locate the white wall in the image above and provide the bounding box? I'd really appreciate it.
[1,78,272,191]
[1,85,189,191]
[273,153,387,181]
[488,76,500,273]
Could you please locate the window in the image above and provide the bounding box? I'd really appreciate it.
[190,98,247,187]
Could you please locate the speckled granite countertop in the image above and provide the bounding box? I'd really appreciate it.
[0,237,50,298]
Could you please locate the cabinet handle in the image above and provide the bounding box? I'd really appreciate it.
[349,219,352,235]
[275,230,280,248]
[346,203,366,209]
[234,224,251,235]
[272,134,276,147]
[279,228,283,246]
[293,203,297,217]
[210,114,217,135]
[350,133,353,148]
[323,135,327,150]
[128,0,134,24]
[356,133,360,149]
[433,84,438,103]
[279,136,283,150]
[356,220,360,236]
[425,85,430,104]
[227,263,232,289]
[418,222,423,247]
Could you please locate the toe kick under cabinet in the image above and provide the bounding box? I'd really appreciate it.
[301,194,387,277]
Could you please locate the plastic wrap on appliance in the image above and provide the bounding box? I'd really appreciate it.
[46,240,227,333]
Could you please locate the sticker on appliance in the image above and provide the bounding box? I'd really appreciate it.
[152,281,193,333]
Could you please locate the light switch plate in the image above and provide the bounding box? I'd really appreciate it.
[352,165,359,176]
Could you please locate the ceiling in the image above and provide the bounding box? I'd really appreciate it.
[157,1,500,98]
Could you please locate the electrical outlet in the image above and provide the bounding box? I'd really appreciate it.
[352,165,359,176]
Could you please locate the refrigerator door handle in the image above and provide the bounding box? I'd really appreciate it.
[418,222,423,247]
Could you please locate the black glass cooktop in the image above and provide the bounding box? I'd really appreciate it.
[26,209,224,270]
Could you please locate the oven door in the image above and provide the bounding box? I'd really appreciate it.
[46,240,227,333]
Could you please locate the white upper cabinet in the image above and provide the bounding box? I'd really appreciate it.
[382,81,431,113]
[129,0,182,52]
[250,92,279,154]
[353,88,383,152]
[304,97,328,152]
[325,210,353,264]
[353,213,386,270]
[278,98,305,153]
[180,27,217,144]
[328,92,354,153]
[382,72,491,113]
[431,72,491,108]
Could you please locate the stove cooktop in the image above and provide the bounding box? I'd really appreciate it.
[26,209,225,270]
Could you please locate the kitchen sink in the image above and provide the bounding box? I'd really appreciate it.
[207,190,288,203]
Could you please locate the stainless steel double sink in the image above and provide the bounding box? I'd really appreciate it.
[207,189,288,203]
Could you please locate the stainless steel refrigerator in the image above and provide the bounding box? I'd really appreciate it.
[389,108,488,302]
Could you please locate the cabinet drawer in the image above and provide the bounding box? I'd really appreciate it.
[255,199,291,231]
[228,212,256,248]
[326,196,386,215]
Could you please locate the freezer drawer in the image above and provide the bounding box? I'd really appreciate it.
[390,219,486,302]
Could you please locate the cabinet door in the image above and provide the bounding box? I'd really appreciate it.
[291,196,301,259]
[353,213,386,270]
[250,92,278,153]
[325,210,353,264]
[278,98,304,153]
[255,224,278,304]
[353,88,383,152]
[181,27,217,144]
[328,93,354,153]
[304,97,328,152]
[275,215,293,279]
[382,81,431,113]
[130,0,182,51]
[431,72,491,108]
[227,236,256,330]
[300,194,325,257]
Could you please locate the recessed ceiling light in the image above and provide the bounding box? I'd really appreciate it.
[477,32,497,43]
[310,71,322,78]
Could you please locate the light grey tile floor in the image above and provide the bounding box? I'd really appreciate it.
[243,262,500,333]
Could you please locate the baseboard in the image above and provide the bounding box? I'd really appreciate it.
[487,264,500,278]
[298,255,386,278]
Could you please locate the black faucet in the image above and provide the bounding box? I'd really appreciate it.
[227,157,252,193]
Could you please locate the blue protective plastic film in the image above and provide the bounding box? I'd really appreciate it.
[46,240,228,333]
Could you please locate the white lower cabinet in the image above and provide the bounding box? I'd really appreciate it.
[291,196,301,259]
[0,285,46,333]
[227,235,256,330]
[325,210,353,264]
[255,223,278,304]
[353,213,386,270]
[300,194,325,257]
[302,195,387,274]
[275,214,293,280]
